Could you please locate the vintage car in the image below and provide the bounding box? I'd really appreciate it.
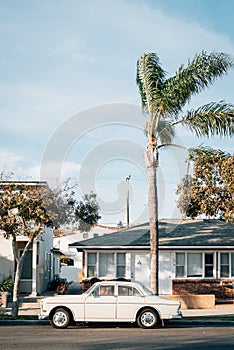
[38,280,182,329]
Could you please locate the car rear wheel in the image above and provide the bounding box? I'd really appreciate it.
[51,308,70,329]
[137,308,158,329]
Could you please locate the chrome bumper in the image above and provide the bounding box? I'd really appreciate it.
[162,311,183,320]
[38,312,49,320]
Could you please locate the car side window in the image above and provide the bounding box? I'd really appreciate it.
[118,286,141,297]
[99,285,115,296]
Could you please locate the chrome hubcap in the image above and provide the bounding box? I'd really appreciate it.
[54,312,66,325]
[141,312,155,326]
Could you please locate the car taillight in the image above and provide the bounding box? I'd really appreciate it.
[41,301,47,312]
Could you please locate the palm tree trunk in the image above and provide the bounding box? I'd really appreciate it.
[145,144,159,294]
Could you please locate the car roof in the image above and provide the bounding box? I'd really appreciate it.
[93,280,142,287]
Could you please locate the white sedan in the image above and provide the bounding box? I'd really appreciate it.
[38,280,182,329]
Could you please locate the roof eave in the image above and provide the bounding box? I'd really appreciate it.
[160,245,234,250]
[75,245,234,252]
[75,245,151,251]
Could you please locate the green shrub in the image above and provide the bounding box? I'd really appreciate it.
[0,277,14,293]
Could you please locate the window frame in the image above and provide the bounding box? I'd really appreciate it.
[86,251,126,279]
[116,252,126,278]
[118,285,141,297]
[175,252,215,279]
[175,252,185,278]
[219,252,234,278]
[204,252,214,278]
[87,252,97,277]
[187,253,203,278]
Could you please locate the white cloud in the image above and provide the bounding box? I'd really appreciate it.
[61,161,81,182]
[0,149,31,180]
[0,149,22,169]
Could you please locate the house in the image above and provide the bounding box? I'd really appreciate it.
[53,224,117,282]
[0,181,60,295]
[69,219,234,300]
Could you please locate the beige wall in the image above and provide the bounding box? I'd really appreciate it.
[163,294,215,309]
[0,231,14,282]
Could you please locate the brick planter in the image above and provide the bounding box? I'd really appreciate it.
[173,279,234,299]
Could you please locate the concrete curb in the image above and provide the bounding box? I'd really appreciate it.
[0,317,234,327]
[173,318,234,326]
[0,319,50,326]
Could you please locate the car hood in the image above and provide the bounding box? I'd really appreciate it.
[43,294,86,304]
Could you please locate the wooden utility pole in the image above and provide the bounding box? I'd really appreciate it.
[126,175,131,227]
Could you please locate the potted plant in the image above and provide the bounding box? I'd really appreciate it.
[0,277,14,307]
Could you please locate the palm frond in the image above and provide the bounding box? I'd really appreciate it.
[188,146,230,160]
[136,53,166,112]
[175,101,234,137]
[163,51,234,115]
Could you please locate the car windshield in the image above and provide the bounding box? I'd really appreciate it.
[84,284,98,295]
[138,283,154,296]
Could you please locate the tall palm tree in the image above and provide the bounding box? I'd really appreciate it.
[136,51,234,294]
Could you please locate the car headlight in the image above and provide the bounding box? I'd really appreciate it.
[177,302,181,312]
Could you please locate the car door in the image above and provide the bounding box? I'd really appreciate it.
[117,285,143,320]
[84,284,117,321]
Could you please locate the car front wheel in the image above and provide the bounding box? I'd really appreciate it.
[51,308,71,329]
[137,308,158,329]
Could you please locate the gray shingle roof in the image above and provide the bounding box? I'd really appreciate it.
[69,219,234,249]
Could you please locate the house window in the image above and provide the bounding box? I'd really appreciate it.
[187,253,202,277]
[99,253,115,277]
[205,253,214,277]
[86,252,126,278]
[175,253,185,278]
[176,252,214,278]
[116,253,126,277]
[87,253,97,277]
[220,253,229,277]
[220,252,234,278]
[232,253,234,276]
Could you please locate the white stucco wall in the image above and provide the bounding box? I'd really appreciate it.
[53,226,116,281]
[37,226,54,293]
[0,231,14,282]
[60,266,81,282]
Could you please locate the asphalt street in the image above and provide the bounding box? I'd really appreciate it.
[0,323,234,350]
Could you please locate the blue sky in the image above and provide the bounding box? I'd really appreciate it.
[0,0,233,225]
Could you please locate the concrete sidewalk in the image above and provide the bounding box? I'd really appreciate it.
[1,302,234,318]
[182,304,234,317]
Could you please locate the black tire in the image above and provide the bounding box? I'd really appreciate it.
[50,308,71,329]
[137,308,158,329]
